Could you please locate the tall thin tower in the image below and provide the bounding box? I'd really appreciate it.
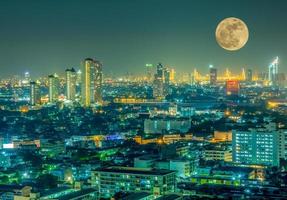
[268,57,279,86]
[48,74,59,103]
[66,68,77,101]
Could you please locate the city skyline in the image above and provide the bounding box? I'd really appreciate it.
[1,1,287,198]
[0,0,287,78]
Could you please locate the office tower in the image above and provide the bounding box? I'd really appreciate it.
[232,126,279,166]
[246,69,253,82]
[65,68,77,101]
[30,81,41,106]
[145,63,153,83]
[209,65,217,85]
[48,74,60,103]
[81,58,103,107]
[153,63,165,99]
[226,80,240,96]
[91,166,176,199]
[268,57,279,86]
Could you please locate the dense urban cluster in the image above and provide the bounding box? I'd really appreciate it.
[0,57,287,199]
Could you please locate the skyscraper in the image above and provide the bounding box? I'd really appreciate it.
[153,63,165,99]
[48,74,60,103]
[209,65,217,85]
[246,69,253,82]
[30,81,41,106]
[268,57,279,86]
[81,58,103,107]
[65,68,77,101]
[145,64,153,83]
[169,68,175,83]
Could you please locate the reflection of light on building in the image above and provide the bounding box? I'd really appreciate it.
[268,57,279,86]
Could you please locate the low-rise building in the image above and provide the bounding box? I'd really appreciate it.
[91,166,176,199]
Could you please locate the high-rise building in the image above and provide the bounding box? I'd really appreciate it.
[65,68,77,101]
[30,81,41,106]
[153,63,165,99]
[48,74,60,103]
[209,65,217,85]
[246,69,253,82]
[145,63,153,83]
[81,58,103,106]
[268,57,279,86]
[169,68,175,83]
[232,125,279,166]
[226,80,240,96]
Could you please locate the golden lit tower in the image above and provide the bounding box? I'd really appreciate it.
[81,58,103,107]
[65,68,77,101]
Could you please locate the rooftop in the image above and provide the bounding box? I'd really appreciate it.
[94,166,175,176]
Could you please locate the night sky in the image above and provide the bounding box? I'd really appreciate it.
[0,0,287,78]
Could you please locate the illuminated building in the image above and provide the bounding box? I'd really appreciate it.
[232,126,279,166]
[134,134,193,145]
[190,166,261,187]
[246,69,253,82]
[153,63,165,99]
[22,72,31,86]
[48,74,60,103]
[203,146,232,162]
[268,57,279,86]
[81,58,103,106]
[91,166,176,198]
[267,99,287,108]
[279,129,287,160]
[30,81,41,106]
[170,160,192,178]
[211,131,232,142]
[194,68,246,83]
[65,68,77,101]
[209,65,217,85]
[226,80,240,96]
[169,68,175,83]
[13,139,40,149]
[145,63,153,83]
[144,118,191,134]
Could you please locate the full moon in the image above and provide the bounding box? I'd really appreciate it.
[215,17,249,51]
